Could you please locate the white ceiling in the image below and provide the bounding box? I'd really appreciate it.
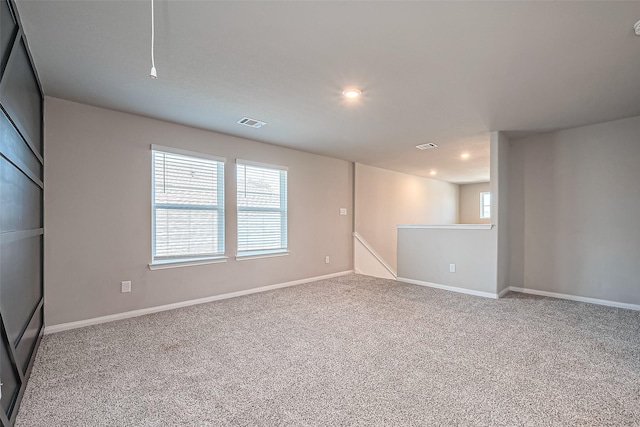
[15,1,640,184]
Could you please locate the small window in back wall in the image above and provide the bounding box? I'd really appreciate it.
[480,192,491,219]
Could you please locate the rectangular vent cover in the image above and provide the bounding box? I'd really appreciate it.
[416,142,438,150]
[237,117,266,128]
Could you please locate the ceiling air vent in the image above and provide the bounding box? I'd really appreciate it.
[237,117,266,128]
[416,142,438,150]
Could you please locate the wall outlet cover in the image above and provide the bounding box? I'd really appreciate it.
[121,281,132,293]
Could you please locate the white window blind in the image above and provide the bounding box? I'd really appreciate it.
[480,191,491,219]
[237,161,287,256]
[152,147,225,261]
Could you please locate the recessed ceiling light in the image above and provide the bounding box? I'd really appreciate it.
[635,20,640,36]
[461,153,470,159]
[343,88,362,99]
[430,170,437,176]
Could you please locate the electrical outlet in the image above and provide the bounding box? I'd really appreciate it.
[339,208,347,216]
[449,264,456,273]
[121,281,132,293]
[325,256,330,264]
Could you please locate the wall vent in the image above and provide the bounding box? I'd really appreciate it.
[237,117,266,128]
[416,142,438,150]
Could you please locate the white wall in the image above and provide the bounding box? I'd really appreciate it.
[492,132,510,294]
[354,163,458,273]
[397,226,497,295]
[458,182,490,224]
[44,97,354,326]
[509,116,640,305]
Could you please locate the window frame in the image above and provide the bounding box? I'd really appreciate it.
[480,191,491,219]
[236,159,288,259]
[150,144,227,267]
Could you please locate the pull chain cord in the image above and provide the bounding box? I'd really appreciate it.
[150,0,157,79]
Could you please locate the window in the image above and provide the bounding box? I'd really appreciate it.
[480,191,491,219]
[236,160,288,257]
[152,145,225,264]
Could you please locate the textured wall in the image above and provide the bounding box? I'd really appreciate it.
[44,97,354,325]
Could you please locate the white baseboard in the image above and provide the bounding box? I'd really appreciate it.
[508,286,640,311]
[397,277,499,299]
[497,287,511,298]
[45,270,354,335]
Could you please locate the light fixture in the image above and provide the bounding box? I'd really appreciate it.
[635,20,640,36]
[461,153,470,159]
[149,0,157,79]
[430,170,437,176]
[343,88,362,99]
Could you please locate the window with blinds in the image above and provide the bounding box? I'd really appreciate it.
[152,146,225,262]
[236,161,288,256]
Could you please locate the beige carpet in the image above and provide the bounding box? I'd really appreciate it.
[16,275,640,426]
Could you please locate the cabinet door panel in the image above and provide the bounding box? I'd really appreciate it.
[0,110,42,181]
[0,0,17,74]
[0,235,42,345]
[0,37,42,156]
[0,334,20,418]
[15,307,42,373]
[0,157,42,232]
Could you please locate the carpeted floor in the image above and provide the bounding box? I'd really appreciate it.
[16,274,640,426]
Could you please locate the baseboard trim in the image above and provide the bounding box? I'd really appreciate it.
[497,287,511,298]
[397,277,499,299]
[508,286,640,311]
[45,270,354,334]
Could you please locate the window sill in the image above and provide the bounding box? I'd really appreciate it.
[236,251,290,261]
[149,256,228,270]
